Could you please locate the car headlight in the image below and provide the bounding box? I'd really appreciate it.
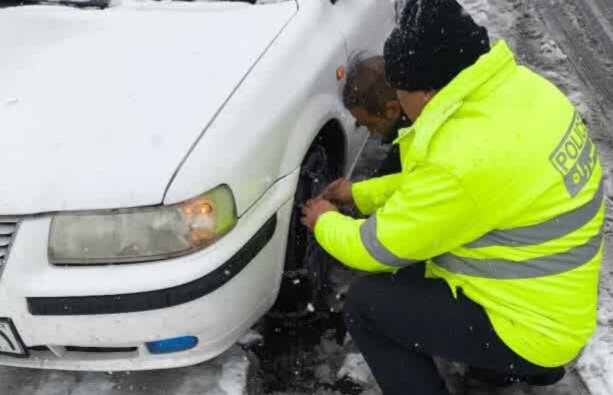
[48,185,237,265]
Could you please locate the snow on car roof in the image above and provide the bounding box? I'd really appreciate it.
[0,0,292,11]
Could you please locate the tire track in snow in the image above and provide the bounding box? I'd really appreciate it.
[576,0,613,67]
[533,0,613,123]
[592,0,613,39]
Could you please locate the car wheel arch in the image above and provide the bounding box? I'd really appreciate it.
[310,118,347,178]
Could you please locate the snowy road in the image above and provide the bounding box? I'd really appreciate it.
[533,0,613,124]
[0,0,612,394]
[0,346,259,395]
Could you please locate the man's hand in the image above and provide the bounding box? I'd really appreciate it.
[300,197,338,232]
[322,178,353,207]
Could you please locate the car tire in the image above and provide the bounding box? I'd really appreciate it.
[273,139,340,315]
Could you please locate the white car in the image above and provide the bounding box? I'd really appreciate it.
[0,0,396,371]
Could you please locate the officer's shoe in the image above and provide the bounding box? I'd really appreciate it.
[523,366,566,386]
[465,367,514,387]
[466,366,565,387]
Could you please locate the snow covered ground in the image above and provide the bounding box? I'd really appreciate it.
[0,0,611,394]
[0,345,253,395]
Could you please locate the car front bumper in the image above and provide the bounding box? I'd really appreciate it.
[0,170,298,371]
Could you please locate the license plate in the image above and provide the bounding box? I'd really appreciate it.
[0,318,27,357]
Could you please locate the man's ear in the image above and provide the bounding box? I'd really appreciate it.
[384,100,403,120]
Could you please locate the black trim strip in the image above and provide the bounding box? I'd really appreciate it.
[27,215,277,316]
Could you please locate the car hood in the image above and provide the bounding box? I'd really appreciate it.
[0,1,296,215]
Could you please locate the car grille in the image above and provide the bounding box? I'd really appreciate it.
[0,217,19,274]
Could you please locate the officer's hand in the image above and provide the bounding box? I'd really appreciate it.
[300,197,338,232]
[322,178,353,207]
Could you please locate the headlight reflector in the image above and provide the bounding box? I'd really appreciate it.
[49,185,237,265]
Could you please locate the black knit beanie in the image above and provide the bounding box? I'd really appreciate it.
[384,0,490,91]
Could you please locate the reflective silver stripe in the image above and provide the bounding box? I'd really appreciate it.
[360,216,420,268]
[432,233,603,279]
[467,181,604,248]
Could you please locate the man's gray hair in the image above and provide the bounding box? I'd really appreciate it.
[342,51,398,116]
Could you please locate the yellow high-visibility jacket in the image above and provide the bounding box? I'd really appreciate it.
[315,41,604,367]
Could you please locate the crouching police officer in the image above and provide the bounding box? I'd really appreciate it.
[301,1,604,394]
